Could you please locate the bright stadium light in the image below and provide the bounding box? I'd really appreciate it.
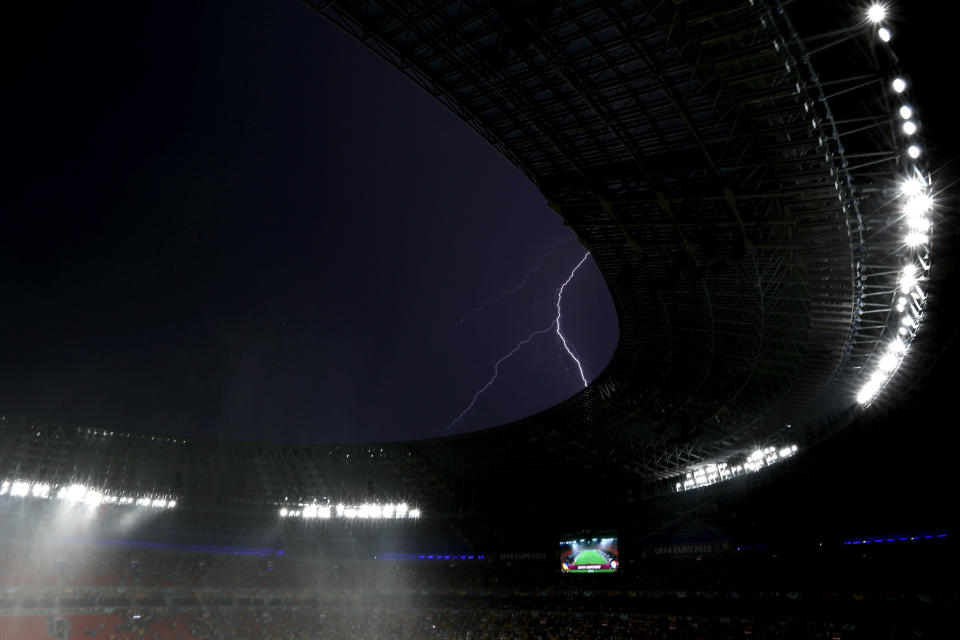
[11,481,30,497]
[31,483,50,499]
[906,216,930,232]
[878,27,891,42]
[900,264,919,293]
[905,232,929,247]
[899,105,913,119]
[892,77,906,93]
[901,176,925,197]
[878,352,899,373]
[61,484,87,503]
[278,500,419,520]
[902,121,917,135]
[675,443,799,491]
[867,4,887,23]
[0,480,9,495]
[904,193,933,217]
[907,145,921,158]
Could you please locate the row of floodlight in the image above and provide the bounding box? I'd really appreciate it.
[279,502,421,520]
[675,445,798,492]
[853,5,933,406]
[0,479,176,509]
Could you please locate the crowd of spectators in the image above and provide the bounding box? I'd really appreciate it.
[1,542,955,638]
[2,606,952,640]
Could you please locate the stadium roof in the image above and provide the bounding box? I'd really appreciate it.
[1,1,946,522]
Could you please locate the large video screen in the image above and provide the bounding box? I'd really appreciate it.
[560,535,619,574]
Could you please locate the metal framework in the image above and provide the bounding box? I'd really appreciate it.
[1,1,934,522]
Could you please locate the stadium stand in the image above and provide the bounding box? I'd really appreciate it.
[2,1,956,638]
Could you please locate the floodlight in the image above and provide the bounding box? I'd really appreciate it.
[867,4,886,23]
[901,177,925,197]
[907,145,920,158]
[900,264,919,293]
[11,481,30,497]
[904,193,932,217]
[63,484,88,502]
[906,216,929,233]
[892,77,906,93]
[878,27,891,42]
[0,480,9,495]
[905,232,929,247]
[902,121,917,135]
[878,353,898,373]
[899,106,913,119]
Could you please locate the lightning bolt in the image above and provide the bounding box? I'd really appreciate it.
[456,237,572,327]
[445,323,556,434]
[446,251,592,434]
[555,251,591,387]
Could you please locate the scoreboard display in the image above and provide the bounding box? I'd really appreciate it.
[560,536,619,574]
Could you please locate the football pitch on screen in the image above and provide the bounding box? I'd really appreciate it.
[572,549,607,565]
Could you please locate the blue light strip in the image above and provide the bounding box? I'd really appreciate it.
[843,532,948,545]
[379,552,485,561]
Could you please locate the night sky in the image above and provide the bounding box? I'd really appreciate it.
[2,2,956,457]
[2,2,617,444]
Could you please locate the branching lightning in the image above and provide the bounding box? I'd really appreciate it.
[456,237,572,327]
[446,251,592,434]
[446,323,556,433]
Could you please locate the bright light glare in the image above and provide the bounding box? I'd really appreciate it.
[278,501,421,520]
[892,78,906,93]
[878,353,899,373]
[901,177,925,197]
[899,106,913,119]
[878,27,891,42]
[905,233,929,246]
[907,145,920,158]
[902,121,917,135]
[900,264,919,293]
[904,193,933,217]
[868,4,887,23]
[676,444,799,491]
